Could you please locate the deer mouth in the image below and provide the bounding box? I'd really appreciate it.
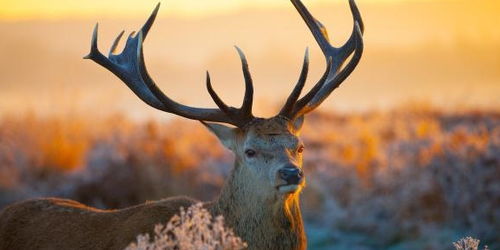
[277,184,301,194]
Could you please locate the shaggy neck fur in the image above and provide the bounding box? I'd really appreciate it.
[209,161,306,250]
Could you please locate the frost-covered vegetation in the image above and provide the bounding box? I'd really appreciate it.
[126,203,246,250]
[0,107,498,249]
[453,236,488,250]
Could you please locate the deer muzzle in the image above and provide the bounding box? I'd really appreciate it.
[278,165,304,186]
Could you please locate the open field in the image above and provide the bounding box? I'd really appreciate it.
[1,107,498,249]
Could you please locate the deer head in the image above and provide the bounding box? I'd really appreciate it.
[84,0,363,205]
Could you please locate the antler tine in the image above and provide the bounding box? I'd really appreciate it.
[140,2,161,40]
[84,3,261,127]
[338,0,365,60]
[235,46,254,117]
[206,71,231,114]
[287,0,364,117]
[349,0,365,33]
[292,57,333,117]
[301,22,363,114]
[290,0,364,73]
[279,48,310,118]
[205,68,255,127]
[109,30,125,56]
[83,23,99,60]
[290,0,332,59]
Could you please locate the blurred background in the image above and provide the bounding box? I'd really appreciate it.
[0,0,499,249]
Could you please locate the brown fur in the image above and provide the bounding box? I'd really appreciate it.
[0,117,307,250]
[0,197,196,250]
[209,161,306,250]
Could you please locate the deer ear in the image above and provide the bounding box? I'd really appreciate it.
[291,115,305,133]
[201,121,238,150]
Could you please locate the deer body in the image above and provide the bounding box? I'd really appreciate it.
[0,197,196,249]
[0,1,364,249]
[0,183,303,250]
[1,119,307,250]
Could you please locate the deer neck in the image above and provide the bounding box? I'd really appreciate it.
[209,161,306,250]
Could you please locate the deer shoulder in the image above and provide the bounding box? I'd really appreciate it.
[0,197,197,250]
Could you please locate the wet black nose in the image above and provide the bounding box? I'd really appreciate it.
[278,166,304,185]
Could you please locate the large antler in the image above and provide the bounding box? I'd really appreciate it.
[280,0,364,120]
[84,3,255,128]
[85,1,363,127]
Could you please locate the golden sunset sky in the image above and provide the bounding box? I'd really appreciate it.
[0,0,498,117]
[1,0,457,19]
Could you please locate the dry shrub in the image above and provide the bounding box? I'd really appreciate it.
[126,203,247,250]
[453,236,488,250]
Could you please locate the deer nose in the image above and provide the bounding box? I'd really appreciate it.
[278,166,304,185]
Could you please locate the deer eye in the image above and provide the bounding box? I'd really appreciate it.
[245,149,257,158]
[297,145,305,154]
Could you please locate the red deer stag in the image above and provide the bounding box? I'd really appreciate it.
[0,0,363,249]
